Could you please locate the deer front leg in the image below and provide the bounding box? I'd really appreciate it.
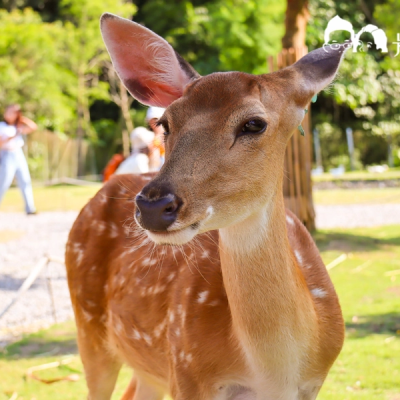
[120,376,164,400]
[76,324,122,400]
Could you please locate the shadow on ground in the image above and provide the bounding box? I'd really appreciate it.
[346,312,400,338]
[314,229,400,253]
[0,323,78,360]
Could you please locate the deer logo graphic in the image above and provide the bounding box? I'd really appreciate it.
[324,15,388,53]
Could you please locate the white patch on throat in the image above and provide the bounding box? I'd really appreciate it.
[219,208,270,255]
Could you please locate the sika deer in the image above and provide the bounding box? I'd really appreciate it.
[66,13,346,400]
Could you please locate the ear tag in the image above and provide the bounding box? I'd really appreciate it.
[298,95,317,136]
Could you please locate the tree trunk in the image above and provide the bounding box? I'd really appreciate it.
[282,0,309,49]
[119,80,134,157]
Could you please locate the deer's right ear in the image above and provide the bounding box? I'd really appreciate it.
[289,44,348,108]
[100,13,200,107]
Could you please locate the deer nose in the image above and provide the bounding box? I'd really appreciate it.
[135,192,181,231]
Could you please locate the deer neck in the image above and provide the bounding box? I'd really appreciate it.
[218,187,316,381]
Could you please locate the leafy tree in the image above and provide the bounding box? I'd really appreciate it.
[0,8,74,131]
[58,0,135,174]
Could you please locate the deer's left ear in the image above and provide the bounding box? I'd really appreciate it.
[100,13,200,107]
[289,44,348,107]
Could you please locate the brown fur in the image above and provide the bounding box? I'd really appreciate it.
[66,14,346,400]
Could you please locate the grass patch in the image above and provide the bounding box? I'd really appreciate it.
[0,322,132,400]
[314,225,400,399]
[1,226,400,399]
[0,184,101,212]
[312,168,400,183]
[313,188,400,205]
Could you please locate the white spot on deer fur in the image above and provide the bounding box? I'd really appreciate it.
[294,250,303,265]
[120,187,127,195]
[82,310,93,322]
[84,205,93,218]
[206,205,214,217]
[209,300,220,306]
[76,250,84,266]
[90,265,96,272]
[142,257,157,267]
[197,291,209,304]
[99,195,107,204]
[201,250,210,259]
[185,287,191,297]
[311,288,327,298]
[169,311,175,323]
[109,222,119,238]
[154,319,167,338]
[97,221,106,235]
[177,304,183,315]
[153,285,166,294]
[286,215,295,225]
[167,272,176,282]
[115,319,123,334]
[71,243,83,265]
[186,353,193,364]
[142,332,152,345]
[132,329,142,340]
[175,328,181,337]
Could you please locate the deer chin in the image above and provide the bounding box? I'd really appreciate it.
[146,224,199,245]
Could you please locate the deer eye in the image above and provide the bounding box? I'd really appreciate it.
[240,119,267,135]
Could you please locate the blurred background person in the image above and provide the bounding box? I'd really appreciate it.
[146,106,165,171]
[115,126,154,175]
[0,104,37,215]
[102,151,125,183]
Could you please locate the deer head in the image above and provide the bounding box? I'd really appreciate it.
[101,13,346,246]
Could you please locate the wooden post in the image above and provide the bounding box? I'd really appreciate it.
[268,46,316,231]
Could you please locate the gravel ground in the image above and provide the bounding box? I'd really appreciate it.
[1,204,400,345]
[315,204,400,228]
[0,212,78,346]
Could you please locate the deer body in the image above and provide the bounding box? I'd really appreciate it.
[66,13,346,400]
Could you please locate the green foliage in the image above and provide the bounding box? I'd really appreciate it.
[0,8,74,131]
[133,0,284,75]
[306,0,400,169]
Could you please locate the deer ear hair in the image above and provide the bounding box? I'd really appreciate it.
[290,44,348,107]
[100,13,200,107]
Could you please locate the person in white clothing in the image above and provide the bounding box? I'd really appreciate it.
[116,127,155,175]
[146,106,165,171]
[0,104,37,214]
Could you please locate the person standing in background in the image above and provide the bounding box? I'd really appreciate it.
[0,104,37,215]
[146,107,165,171]
[115,127,154,175]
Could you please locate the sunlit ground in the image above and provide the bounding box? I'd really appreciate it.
[1,225,399,399]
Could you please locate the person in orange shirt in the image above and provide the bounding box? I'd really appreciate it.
[146,107,165,171]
